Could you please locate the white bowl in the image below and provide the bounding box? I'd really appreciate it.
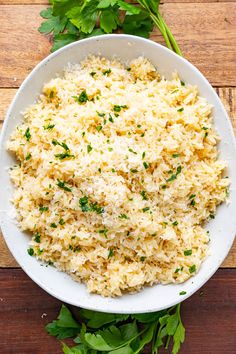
[0,34,236,313]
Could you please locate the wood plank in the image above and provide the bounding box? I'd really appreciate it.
[0,86,236,268]
[0,268,235,353]
[0,88,15,120]
[0,3,236,87]
[0,0,234,4]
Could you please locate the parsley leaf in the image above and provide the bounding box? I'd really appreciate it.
[46,305,80,339]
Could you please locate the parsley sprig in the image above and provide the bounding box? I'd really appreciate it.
[46,304,185,354]
[38,1,182,55]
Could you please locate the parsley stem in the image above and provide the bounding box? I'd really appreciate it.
[137,0,182,56]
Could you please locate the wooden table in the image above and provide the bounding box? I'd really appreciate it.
[0,1,235,353]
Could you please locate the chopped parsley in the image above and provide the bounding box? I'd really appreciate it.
[43,123,55,130]
[72,90,89,104]
[209,214,215,219]
[143,162,149,169]
[180,81,185,86]
[57,179,72,192]
[142,152,146,159]
[52,140,69,151]
[79,196,104,214]
[96,125,102,132]
[172,153,179,158]
[189,194,196,199]
[129,148,137,154]
[98,229,108,236]
[97,111,105,117]
[55,152,74,160]
[108,147,113,152]
[189,265,196,273]
[39,206,48,213]
[113,104,127,112]
[50,223,57,228]
[190,199,196,206]
[140,190,148,200]
[24,127,31,141]
[179,291,186,295]
[140,256,146,262]
[79,196,89,212]
[87,144,93,153]
[202,126,208,130]
[130,169,138,173]
[184,249,192,256]
[34,233,41,243]
[172,221,178,226]
[108,248,114,259]
[25,153,31,161]
[204,132,208,138]
[27,248,34,256]
[38,249,43,255]
[119,214,129,219]
[98,168,101,173]
[111,168,116,173]
[108,114,114,123]
[171,89,178,94]
[166,165,182,182]
[59,218,65,225]
[90,71,96,77]
[103,69,111,76]
[142,207,150,212]
[175,266,183,273]
[177,107,184,112]
[162,185,167,189]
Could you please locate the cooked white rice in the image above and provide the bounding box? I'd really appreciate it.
[7,56,229,297]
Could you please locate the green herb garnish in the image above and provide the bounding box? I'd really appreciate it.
[50,223,57,228]
[129,148,137,154]
[96,125,102,132]
[72,90,89,104]
[113,104,127,112]
[140,190,148,200]
[108,248,114,259]
[24,127,31,141]
[45,303,185,353]
[43,123,55,130]
[34,233,41,243]
[184,249,192,256]
[87,144,93,153]
[189,265,196,273]
[179,291,186,295]
[27,248,34,256]
[39,206,49,213]
[25,153,31,161]
[55,152,74,160]
[57,179,72,192]
[103,69,111,76]
[118,214,129,219]
[142,207,150,212]
[143,162,149,169]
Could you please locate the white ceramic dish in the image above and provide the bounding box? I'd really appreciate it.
[0,34,236,313]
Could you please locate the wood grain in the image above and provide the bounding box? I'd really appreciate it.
[0,268,235,353]
[0,3,236,87]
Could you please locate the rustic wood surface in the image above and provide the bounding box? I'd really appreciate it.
[0,0,235,353]
[0,269,235,354]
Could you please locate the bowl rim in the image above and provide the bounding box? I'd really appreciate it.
[0,34,236,313]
